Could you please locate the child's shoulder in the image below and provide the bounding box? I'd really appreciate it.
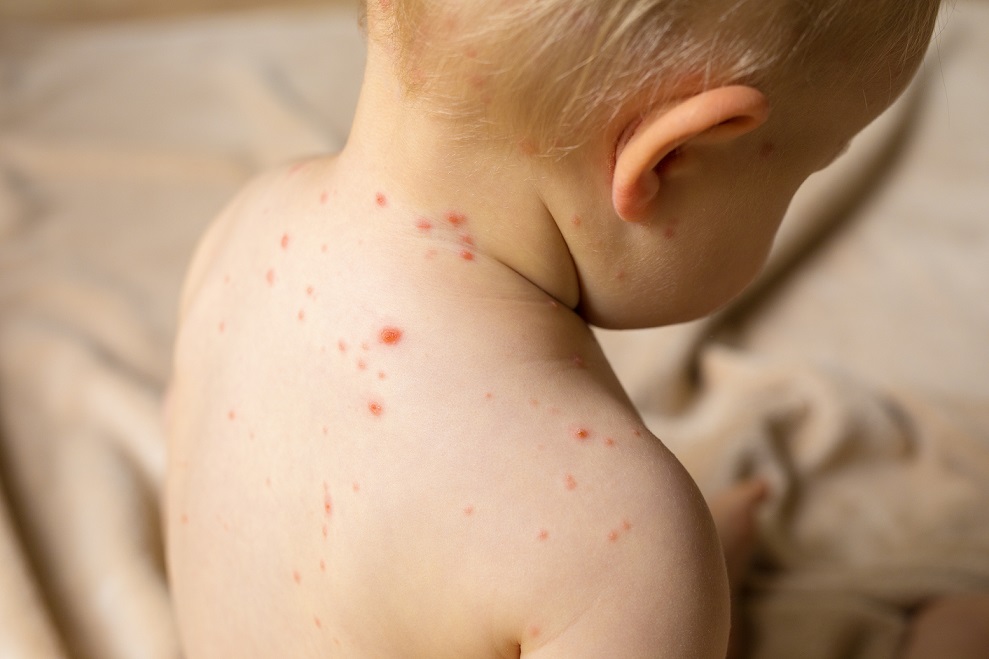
[176,157,333,319]
[496,430,730,658]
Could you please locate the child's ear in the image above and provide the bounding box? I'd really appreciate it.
[612,85,770,223]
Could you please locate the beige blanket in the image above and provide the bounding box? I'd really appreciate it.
[0,5,987,658]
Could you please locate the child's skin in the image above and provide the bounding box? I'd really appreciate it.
[165,8,934,658]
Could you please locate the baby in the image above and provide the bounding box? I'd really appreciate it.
[164,0,941,657]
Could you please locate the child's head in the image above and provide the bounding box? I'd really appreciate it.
[364,0,941,156]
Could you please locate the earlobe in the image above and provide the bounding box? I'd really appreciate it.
[611,85,770,223]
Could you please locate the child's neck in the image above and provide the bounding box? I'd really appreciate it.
[339,46,580,310]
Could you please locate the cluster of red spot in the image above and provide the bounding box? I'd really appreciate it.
[607,519,634,543]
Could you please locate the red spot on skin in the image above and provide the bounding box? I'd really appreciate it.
[608,530,620,543]
[265,269,275,285]
[338,340,348,353]
[323,483,333,516]
[460,234,475,247]
[485,392,494,401]
[265,477,272,488]
[633,429,643,438]
[518,138,537,156]
[460,250,475,262]
[320,191,328,205]
[537,529,550,542]
[223,274,231,285]
[322,426,329,435]
[298,309,306,322]
[281,234,290,250]
[289,162,306,175]
[446,211,467,227]
[357,359,367,370]
[319,560,326,572]
[463,505,475,516]
[572,427,591,441]
[218,321,225,333]
[293,571,302,584]
[321,244,328,253]
[375,192,387,207]
[622,519,633,532]
[379,327,403,345]
[314,617,322,629]
[368,401,383,416]
[528,626,542,639]
[529,399,540,408]
[416,218,433,232]
[604,437,617,447]
[571,353,586,369]
[547,299,560,310]
[180,514,189,525]
[571,214,583,228]
[465,46,478,59]
[306,285,315,297]
[228,409,236,421]
[615,269,627,281]
[322,524,328,539]
[664,217,679,240]
[565,474,578,491]
[352,482,360,493]
[378,371,387,380]
[425,249,438,260]
[362,342,370,351]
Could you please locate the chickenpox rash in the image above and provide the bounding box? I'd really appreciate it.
[664,217,679,240]
[571,353,586,369]
[528,626,542,639]
[604,437,617,448]
[227,409,237,421]
[608,519,634,543]
[446,211,467,227]
[571,214,583,228]
[572,426,591,441]
[415,218,433,232]
[180,514,189,525]
[564,474,578,490]
[218,321,226,334]
[319,559,326,572]
[323,483,333,516]
[320,191,329,205]
[293,570,302,585]
[463,505,475,517]
[265,269,275,286]
[314,617,323,630]
[306,285,315,298]
[484,392,494,401]
[338,340,348,353]
[357,359,367,370]
[460,250,475,262]
[281,233,291,250]
[375,192,388,208]
[368,401,383,416]
[352,482,361,493]
[379,327,403,345]
[298,309,306,322]
[537,529,550,542]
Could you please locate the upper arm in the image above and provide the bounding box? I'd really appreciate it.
[517,453,730,659]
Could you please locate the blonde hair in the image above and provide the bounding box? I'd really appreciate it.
[363,0,941,156]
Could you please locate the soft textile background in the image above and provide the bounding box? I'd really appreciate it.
[0,2,987,658]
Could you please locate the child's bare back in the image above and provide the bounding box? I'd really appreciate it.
[166,156,727,657]
[165,0,940,656]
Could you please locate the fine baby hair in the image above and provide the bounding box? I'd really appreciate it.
[362,0,940,156]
